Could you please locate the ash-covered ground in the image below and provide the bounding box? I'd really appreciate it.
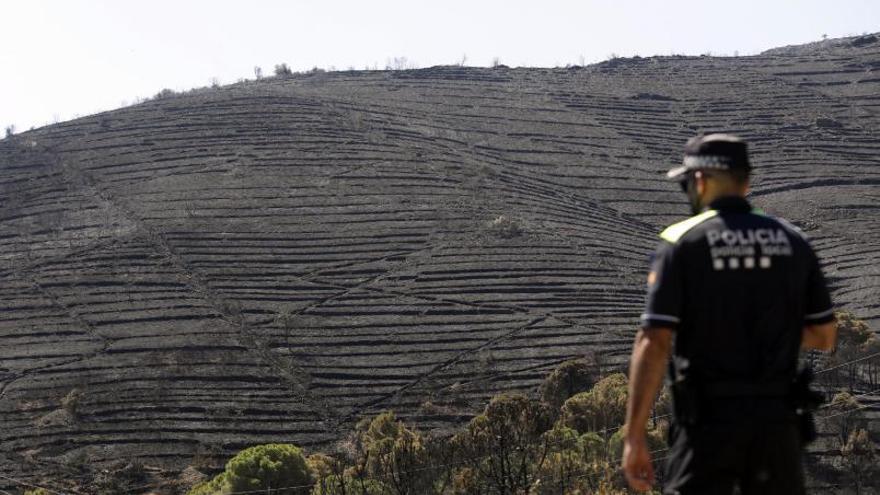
[1,33,879,490]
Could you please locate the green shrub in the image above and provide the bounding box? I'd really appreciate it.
[189,444,312,494]
[225,444,312,494]
[187,472,227,495]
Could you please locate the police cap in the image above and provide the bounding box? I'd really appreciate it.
[666,133,751,180]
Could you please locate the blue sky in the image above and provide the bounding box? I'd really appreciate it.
[1,0,878,132]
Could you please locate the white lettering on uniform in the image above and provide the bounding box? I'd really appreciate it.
[721,231,737,245]
[707,228,791,270]
[737,230,755,245]
[707,230,721,246]
[706,228,790,247]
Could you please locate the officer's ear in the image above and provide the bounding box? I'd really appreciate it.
[694,170,708,196]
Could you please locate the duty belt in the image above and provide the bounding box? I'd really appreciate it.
[671,377,796,426]
[701,379,791,398]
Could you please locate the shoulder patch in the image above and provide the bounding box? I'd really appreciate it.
[660,210,719,243]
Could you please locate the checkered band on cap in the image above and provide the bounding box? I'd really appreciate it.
[682,155,734,170]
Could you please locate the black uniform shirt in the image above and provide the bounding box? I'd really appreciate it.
[642,196,834,383]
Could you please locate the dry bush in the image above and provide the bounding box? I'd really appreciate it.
[539,358,599,411]
[184,362,675,494]
[61,388,83,418]
[275,63,293,77]
[486,215,522,239]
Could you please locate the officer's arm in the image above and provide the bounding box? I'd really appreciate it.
[623,326,672,491]
[802,320,837,352]
[625,326,673,438]
[801,245,836,352]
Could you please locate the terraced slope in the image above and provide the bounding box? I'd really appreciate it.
[1,33,879,487]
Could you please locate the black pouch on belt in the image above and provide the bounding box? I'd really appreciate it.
[671,374,701,426]
[792,367,824,444]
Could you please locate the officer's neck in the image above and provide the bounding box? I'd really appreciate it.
[699,178,749,211]
[702,193,750,212]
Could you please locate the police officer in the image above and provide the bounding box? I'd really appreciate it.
[621,134,838,494]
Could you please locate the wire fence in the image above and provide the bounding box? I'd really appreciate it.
[5,389,875,495]
[189,378,880,495]
[133,384,880,495]
[6,339,879,494]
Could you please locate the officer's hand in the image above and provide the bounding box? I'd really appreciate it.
[622,435,655,492]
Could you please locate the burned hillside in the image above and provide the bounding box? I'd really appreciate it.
[1,33,879,488]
